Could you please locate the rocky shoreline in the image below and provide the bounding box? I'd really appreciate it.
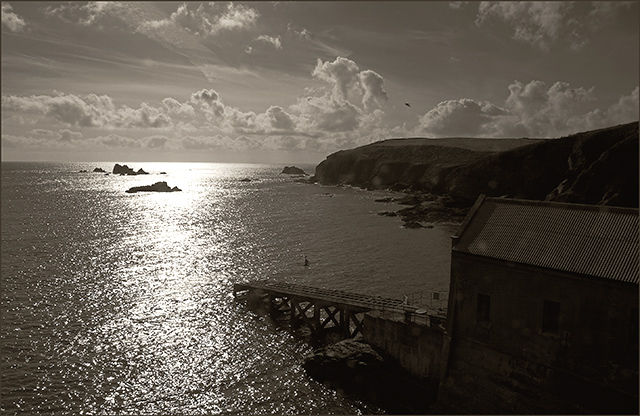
[375,192,469,228]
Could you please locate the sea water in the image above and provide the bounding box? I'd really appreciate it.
[1,161,456,415]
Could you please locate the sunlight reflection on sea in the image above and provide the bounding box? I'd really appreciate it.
[2,162,455,415]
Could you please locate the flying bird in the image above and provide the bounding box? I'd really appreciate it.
[405,103,411,107]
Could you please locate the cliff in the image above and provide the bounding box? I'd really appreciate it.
[445,122,639,207]
[312,122,639,209]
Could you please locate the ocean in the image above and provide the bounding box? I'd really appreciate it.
[1,161,456,415]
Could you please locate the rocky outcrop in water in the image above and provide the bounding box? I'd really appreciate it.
[281,166,307,175]
[93,167,106,173]
[126,182,181,193]
[113,164,149,175]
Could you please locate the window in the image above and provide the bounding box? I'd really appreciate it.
[476,293,491,323]
[542,300,561,333]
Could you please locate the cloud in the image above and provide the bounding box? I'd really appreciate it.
[417,80,638,138]
[262,106,295,130]
[418,99,508,137]
[256,34,282,49]
[476,2,578,52]
[2,93,115,127]
[2,92,173,129]
[473,1,638,52]
[168,2,258,37]
[3,56,395,155]
[2,128,85,149]
[503,80,595,135]
[215,2,259,32]
[291,95,361,133]
[31,128,84,142]
[584,86,639,129]
[43,1,127,28]
[587,1,635,30]
[448,2,469,10]
[359,70,388,111]
[2,2,28,32]
[312,57,361,102]
[115,103,172,129]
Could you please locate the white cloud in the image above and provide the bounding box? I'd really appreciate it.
[2,92,173,129]
[256,34,282,49]
[503,80,595,135]
[448,1,469,10]
[262,106,295,130]
[418,99,508,137]
[168,2,258,37]
[1,2,28,32]
[359,70,388,111]
[2,56,396,155]
[584,86,639,129]
[215,2,259,32]
[43,1,127,28]
[417,80,638,138]
[292,95,361,133]
[312,57,361,102]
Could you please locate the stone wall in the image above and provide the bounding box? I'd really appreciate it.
[363,310,444,380]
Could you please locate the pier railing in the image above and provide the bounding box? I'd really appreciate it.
[406,291,448,316]
[233,280,448,338]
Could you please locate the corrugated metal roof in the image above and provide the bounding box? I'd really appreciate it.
[452,197,639,284]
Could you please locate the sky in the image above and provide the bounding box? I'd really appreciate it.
[1,1,638,163]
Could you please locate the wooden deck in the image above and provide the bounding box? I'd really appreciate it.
[233,280,439,338]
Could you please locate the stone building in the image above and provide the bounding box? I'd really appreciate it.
[438,195,638,414]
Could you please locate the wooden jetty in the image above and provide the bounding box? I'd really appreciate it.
[233,280,423,338]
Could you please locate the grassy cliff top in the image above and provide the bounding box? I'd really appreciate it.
[366,137,547,153]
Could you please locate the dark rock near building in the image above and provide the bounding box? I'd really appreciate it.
[93,167,106,173]
[126,182,182,193]
[281,166,307,175]
[303,338,434,413]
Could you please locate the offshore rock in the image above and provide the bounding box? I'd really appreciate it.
[126,182,182,193]
[93,167,106,173]
[113,164,149,175]
[281,166,307,175]
[113,164,136,175]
